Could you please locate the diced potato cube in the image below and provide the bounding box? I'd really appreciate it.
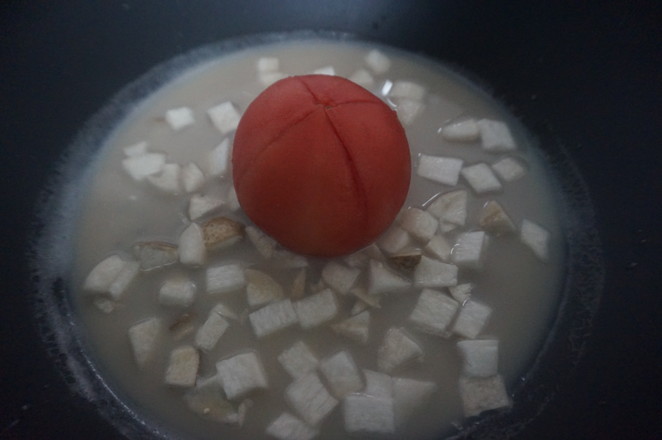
[179,223,206,266]
[165,106,194,130]
[392,377,437,427]
[449,283,474,303]
[213,303,239,321]
[216,352,268,400]
[363,370,393,399]
[378,225,411,254]
[414,256,458,288]
[520,219,550,261]
[452,300,492,339]
[395,99,424,125]
[246,269,284,307]
[425,235,452,262]
[188,194,224,220]
[226,185,241,211]
[195,306,230,351]
[285,372,338,426]
[122,141,148,157]
[133,241,178,271]
[457,339,499,378]
[343,395,395,435]
[400,208,438,242]
[266,413,319,440]
[165,345,199,387]
[479,200,516,235]
[128,317,162,369]
[249,299,298,338]
[206,263,245,294]
[348,68,374,88]
[426,189,468,227]
[390,80,425,101]
[461,163,503,194]
[294,288,338,329]
[417,154,464,186]
[388,249,422,271]
[331,311,370,345]
[319,351,364,398]
[441,118,480,141]
[452,231,488,269]
[208,102,241,134]
[208,138,231,177]
[491,156,527,181]
[122,152,165,181]
[245,225,277,258]
[409,288,459,336]
[181,162,205,193]
[107,260,140,300]
[257,56,279,72]
[83,254,127,293]
[459,375,511,417]
[365,49,391,74]
[159,277,196,308]
[202,216,245,250]
[312,65,335,75]
[185,375,238,424]
[367,260,410,295]
[321,261,360,295]
[278,341,319,379]
[477,119,517,152]
[377,328,424,373]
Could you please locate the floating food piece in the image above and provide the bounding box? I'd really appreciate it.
[520,219,550,261]
[417,154,464,186]
[245,269,284,307]
[202,216,245,250]
[83,254,139,299]
[409,288,459,337]
[343,394,395,435]
[248,299,298,338]
[312,65,335,75]
[441,118,480,142]
[387,249,422,271]
[206,263,246,294]
[331,311,370,345]
[122,141,148,157]
[169,312,196,341]
[389,80,425,101]
[400,208,438,242]
[184,375,238,424]
[321,261,360,295]
[461,163,503,194]
[188,194,224,220]
[348,68,374,88]
[265,412,319,440]
[285,372,338,426]
[164,345,199,387]
[147,163,181,194]
[363,370,393,399]
[133,241,178,270]
[457,339,499,378]
[208,138,231,177]
[194,305,230,351]
[458,375,511,417]
[158,277,196,308]
[491,156,527,182]
[452,300,492,339]
[393,377,437,427]
[207,102,241,134]
[477,119,517,152]
[414,256,458,288]
[319,351,364,399]
[245,225,277,259]
[425,235,452,262]
[367,259,410,295]
[426,189,468,228]
[452,231,488,269]
[278,341,319,379]
[349,286,381,309]
[449,283,474,304]
[479,201,516,235]
[122,152,165,181]
[216,352,269,400]
[364,49,391,74]
[181,162,205,193]
[128,317,162,369]
[294,288,338,330]
[377,327,424,373]
[164,106,194,130]
[378,225,411,255]
[179,223,206,266]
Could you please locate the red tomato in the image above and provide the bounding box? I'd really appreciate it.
[232,74,411,257]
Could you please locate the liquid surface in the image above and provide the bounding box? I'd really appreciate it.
[71,39,564,440]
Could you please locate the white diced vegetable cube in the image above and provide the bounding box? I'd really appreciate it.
[452,300,492,339]
[133,241,178,271]
[378,225,411,254]
[449,283,474,303]
[365,49,391,74]
[216,352,268,400]
[344,249,370,269]
[457,339,499,378]
[165,345,199,387]
[122,152,165,181]
[83,254,126,293]
[259,71,288,87]
[414,256,458,288]
[452,231,487,269]
[409,288,459,336]
[367,260,410,295]
[491,156,527,181]
[245,269,284,307]
[312,65,335,75]
[477,119,516,152]
[185,375,238,424]
[441,119,480,141]
[343,395,395,435]
[266,413,319,440]
[479,200,516,235]
[321,262,360,295]
[206,263,245,294]
[377,327,424,373]
[348,68,374,88]
[213,302,239,321]
[181,162,205,193]
[278,341,319,379]
[208,138,231,177]
[285,372,338,426]
[202,216,244,250]
[195,306,230,351]
[273,249,309,269]
[128,317,162,369]
[147,163,181,194]
[363,370,393,399]
[390,80,425,100]
[388,250,422,272]
[319,351,364,398]
[179,223,206,266]
[294,288,338,329]
[123,141,148,157]
[107,260,139,300]
[188,193,224,220]
[257,56,279,72]
[93,298,116,314]
[159,277,196,308]
[165,106,194,130]
[520,219,550,261]
[246,225,277,258]
[461,163,503,194]
[226,185,241,211]
[417,154,464,186]
[426,189,468,227]
[208,101,241,134]
[395,99,424,125]
[331,310,370,344]
[459,375,511,417]
[392,377,437,426]
[249,299,298,338]
[400,208,438,242]
[349,287,381,309]
[425,235,452,262]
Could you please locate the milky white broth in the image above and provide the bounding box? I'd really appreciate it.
[71,39,564,440]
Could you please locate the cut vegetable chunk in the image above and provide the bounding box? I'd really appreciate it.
[378,225,411,254]
[257,56,279,73]
[400,208,438,242]
[165,345,199,387]
[377,327,424,373]
[348,68,374,88]
[188,194,224,220]
[452,231,488,269]
[107,260,140,300]
[128,317,162,369]
[393,377,437,426]
[312,65,335,75]
[414,256,458,288]
[147,163,181,193]
[409,288,459,336]
[185,375,238,424]
[452,300,492,339]
[387,249,422,272]
[208,102,241,134]
[202,216,245,250]
[246,269,285,307]
[477,119,516,152]
[491,156,527,181]
[319,351,364,398]
[206,263,245,294]
[246,226,277,259]
[133,241,178,271]
[425,235,452,262]
[449,283,473,304]
[216,352,268,400]
[479,201,516,235]
[417,154,464,186]
[122,141,147,157]
[266,413,319,440]
[365,49,391,74]
[159,277,196,308]
[426,189,468,227]
[208,138,231,177]
[457,339,499,378]
[195,306,230,351]
[363,370,393,399]
[390,80,425,101]
[349,287,381,309]
[441,119,480,141]
[520,219,550,261]
[459,375,511,417]
[367,259,411,295]
[179,223,206,266]
[321,262,360,295]
[165,106,194,130]
[294,288,338,329]
[249,299,298,338]
[181,162,205,193]
[331,310,370,344]
[83,254,127,293]
[285,372,338,426]
[122,153,165,181]
[278,341,319,379]
[461,163,503,194]
[226,185,240,211]
[343,394,395,435]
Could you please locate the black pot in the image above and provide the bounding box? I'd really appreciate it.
[1,1,659,439]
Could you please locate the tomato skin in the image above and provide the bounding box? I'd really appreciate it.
[232,74,411,257]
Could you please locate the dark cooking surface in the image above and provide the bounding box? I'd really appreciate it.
[0,1,660,439]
